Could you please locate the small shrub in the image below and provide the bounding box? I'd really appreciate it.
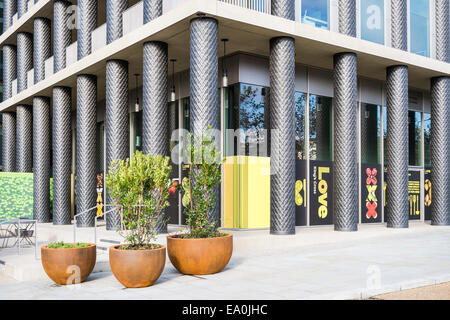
[47,241,90,249]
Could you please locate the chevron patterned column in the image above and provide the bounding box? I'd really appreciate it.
[16,105,33,172]
[391,0,407,51]
[17,32,33,93]
[430,77,450,226]
[107,0,128,44]
[144,0,162,24]
[54,0,72,73]
[2,112,16,172]
[34,18,51,84]
[106,59,129,230]
[2,45,17,101]
[33,97,51,223]
[3,0,16,32]
[271,0,295,19]
[339,0,356,36]
[18,0,27,19]
[77,0,98,60]
[386,65,409,228]
[76,74,97,227]
[53,87,72,225]
[435,0,449,63]
[333,53,358,231]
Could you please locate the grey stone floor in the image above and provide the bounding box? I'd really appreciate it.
[0,224,449,299]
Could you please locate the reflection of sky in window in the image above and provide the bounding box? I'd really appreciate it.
[410,0,429,57]
[361,0,384,44]
[301,0,329,30]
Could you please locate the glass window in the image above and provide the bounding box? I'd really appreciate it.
[361,103,382,164]
[301,0,330,30]
[360,0,384,44]
[408,111,422,166]
[410,0,430,57]
[131,111,142,154]
[423,113,430,167]
[295,92,307,160]
[309,94,332,161]
[383,105,387,164]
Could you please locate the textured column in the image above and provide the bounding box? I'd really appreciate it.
[18,0,27,19]
[386,65,409,228]
[271,0,295,20]
[435,0,450,62]
[142,42,168,156]
[34,18,51,84]
[76,75,97,227]
[106,60,129,230]
[3,0,17,32]
[2,45,17,101]
[16,105,33,172]
[333,53,358,231]
[1,112,16,172]
[430,77,450,226]
[17,32,33,93]
[144,0,163,24]
[77,0,98,60]
[339,0,356,36]
[54,0,72,73]
[53,87,72,225]
[33,97,51,223]
[107,0,128,44]
[391,0,407,51]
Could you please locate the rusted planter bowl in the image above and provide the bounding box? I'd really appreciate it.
[41,244,96,285]
[109,244,166,288]
[167,234,233,275]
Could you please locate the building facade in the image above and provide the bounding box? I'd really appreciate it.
[0,0,449,233]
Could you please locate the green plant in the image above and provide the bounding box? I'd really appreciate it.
[47,241,90,248]
[180,128,223,238]
[105,151,172,249]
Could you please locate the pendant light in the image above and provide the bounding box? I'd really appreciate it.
[170,59,177,102]
[134,73,140,112]
[221,38,229,88]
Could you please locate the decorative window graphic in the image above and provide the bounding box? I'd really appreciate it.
[360,0,385,44]
[408,171,421,220]
[310,161,333,226]
[361,164,382,223]
[295,160,307,226]
[424,169,431,220]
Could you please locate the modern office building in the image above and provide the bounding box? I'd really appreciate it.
[0,0,449,234]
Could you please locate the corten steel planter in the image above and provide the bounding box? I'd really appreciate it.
[167,234,233,275]
[109,245,166,288]
[41,244,96,285]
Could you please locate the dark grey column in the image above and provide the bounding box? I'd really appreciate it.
[339,0,356,36]
[18,0,27,19]
[34,18,51,84]
[2,112,16,172]
[54,0,72,73]
[391,0,407,50]
[17,32,33,93]
[107,0,128,44]
[76,74,97,227]
[53,86,72,225]
[430,77,450,226]
[3,0,17,32]
[386,65,409,228]
[333,52,358,231]
[144,0,162,24]
[435,0,449,63]
[77,0,98,60]
[271,0,295,19]
[33,97,51,223]
[105,59,129,230]
[2,45,17,101]
[16,105,33,172]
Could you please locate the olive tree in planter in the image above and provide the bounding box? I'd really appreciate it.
[105,150,172,288]
[167,129,233,275]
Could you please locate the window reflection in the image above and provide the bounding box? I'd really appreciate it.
[309,94,332,161]
[410,0,430,57]
[361,104,382,164]
[423,113,430,167]
[295,92,306,160]
[301,0,330,30]
[408,111,422,166]
[360,0,384,44]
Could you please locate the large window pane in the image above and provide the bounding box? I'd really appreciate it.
[423,112,430,167]
[309,94,332,161]
[410,0,430,57]
[301,0,330,30]
[361,103,382,164]
[408,111,422,166]
[295,92,306,160]
[361,0,384,44]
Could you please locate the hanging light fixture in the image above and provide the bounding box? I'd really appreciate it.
[134,73,140,112]
[170,59,176,102]
[221,39,229,88]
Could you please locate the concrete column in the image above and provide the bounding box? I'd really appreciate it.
[105,59,129,230]
[144,0,162,24]
[33,96,51,223]
[385,65,409,228]
[1,112,16,172]
[76,74,97,227]
[18,0,27,19]
[3,0,17,32]
[391,0,408,51]
[17,32,33,93]
[52,86,72,225]
[2,45,17,101]
[107,0,128,44]
[333,52,358,231]
[77,0,98,60]
[54,0,73,73]
[339,0,356,36]
[34,18,51,84]
[16,105,33,172]
[435,0,449,63]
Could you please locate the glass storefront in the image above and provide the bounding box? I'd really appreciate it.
[360,0,384,44]
[408,110,422,166]
[301,0,330,30]
[295,92,306,160]
[309,94,332,161]
[410,0,430,57]
[360,104,382,164]
[423,113,431,167]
